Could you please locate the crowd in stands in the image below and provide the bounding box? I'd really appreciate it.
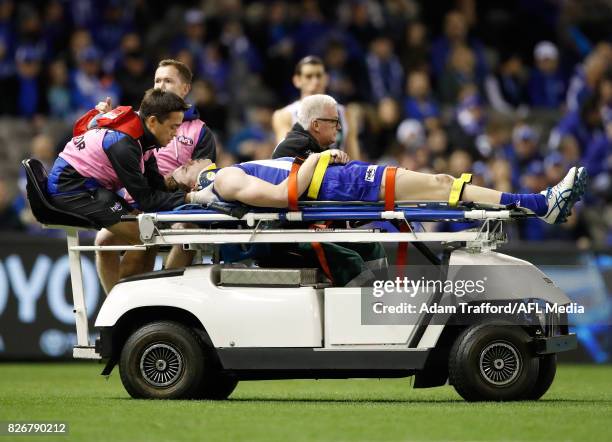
[0,0,610,247]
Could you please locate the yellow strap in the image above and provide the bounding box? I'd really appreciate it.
[449,173,472,207]
[307,151,331,199]
[205,163,217,170]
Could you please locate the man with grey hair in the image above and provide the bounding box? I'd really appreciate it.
[273,94,350,161]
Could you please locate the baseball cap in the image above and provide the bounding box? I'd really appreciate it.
[534,41,559,60]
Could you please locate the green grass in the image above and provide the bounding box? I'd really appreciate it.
[0,363,610,442]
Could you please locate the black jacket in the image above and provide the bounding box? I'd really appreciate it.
[53,117,186,211]
[272,123,324,159]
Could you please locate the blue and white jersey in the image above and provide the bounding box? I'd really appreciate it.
[233,157,294,184]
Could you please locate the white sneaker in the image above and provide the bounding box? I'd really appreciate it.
[539,166,587,224]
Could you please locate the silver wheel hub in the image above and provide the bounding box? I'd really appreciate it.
[479,341,521,386]
[140,343,183,387]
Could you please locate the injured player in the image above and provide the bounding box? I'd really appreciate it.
[181,95,586,225]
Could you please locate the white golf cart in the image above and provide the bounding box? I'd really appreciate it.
[23,158,577,401]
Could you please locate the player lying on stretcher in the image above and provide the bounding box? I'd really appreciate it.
[174,154,585,224]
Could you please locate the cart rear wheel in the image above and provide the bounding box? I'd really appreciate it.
[119,321,205,399]
[449,322,539,401]
[524,354,557,400]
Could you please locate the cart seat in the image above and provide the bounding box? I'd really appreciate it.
[21,158,99,229]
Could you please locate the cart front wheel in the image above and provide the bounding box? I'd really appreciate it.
[449,322,539,401]
[119,321,205,399]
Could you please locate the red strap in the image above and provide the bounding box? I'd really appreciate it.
[311,242,334,283]
[396,224,410,268]
[384,167,409,270]
[384,167,397,211]
[288,157,304,210]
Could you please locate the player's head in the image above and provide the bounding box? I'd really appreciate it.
[293,55,328,97]
[297,94,339,147]
[154,59,193,99]
[140,88,189,146]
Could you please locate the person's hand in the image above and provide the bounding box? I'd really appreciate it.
[328,149,349,164]
[189,186,215,205]
[95,97,112,113]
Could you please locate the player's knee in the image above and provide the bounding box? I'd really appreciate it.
[95,229,116,247]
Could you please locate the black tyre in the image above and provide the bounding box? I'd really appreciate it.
[119,321,205,399]
[448,322,539,401]
[524,354,557,400]
[198,373,238,400]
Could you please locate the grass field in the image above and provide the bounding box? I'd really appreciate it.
[0,363,610,442]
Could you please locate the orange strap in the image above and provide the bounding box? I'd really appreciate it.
[311,242,334,283]
[384,167,409,269]
[384,167,397,211]
[288,157,305,210]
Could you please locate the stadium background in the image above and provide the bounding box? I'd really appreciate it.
[0,0,610,363]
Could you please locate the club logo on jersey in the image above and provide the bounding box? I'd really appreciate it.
[177,135,194,146]
[109,202,123,213]
[365,165,377,182]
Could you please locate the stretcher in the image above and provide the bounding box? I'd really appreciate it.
[127,200,533,249]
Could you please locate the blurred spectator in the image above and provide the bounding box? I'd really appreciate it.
[549,94,602,153]
[430,10,487,82]
[65,28,93,69]
[192,79,229,142]
[438,44,479,104]
[345,0,379,52]
[90,1,133,54]
[103,32,142,75]
[507,123,544,190]
[485,53,529,116]
[527,41,567,109]
[42,0,71,59]
[172,8,207,71]
[200,42,230,103]
[447,85,486,160]
[46,59,71,119]
[70,45,120,115]
[396,118,425,152]
[360,97,401,160]
[0,177,23,231]
[566,42,611,112]
[402,70,440,129]
[13,44,47,118]
[399,21,429,73]
[323,39,366,103]
[227,103,275,161]
[115,50,150,108]
[365,35,403,103]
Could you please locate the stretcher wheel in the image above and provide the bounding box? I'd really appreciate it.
[119,321,206,399]
[524,354,557,400]
[448,321,539,401]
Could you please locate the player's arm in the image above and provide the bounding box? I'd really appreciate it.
[215,154,321,208]
[272,108,293,144]
[105,138,188,211]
